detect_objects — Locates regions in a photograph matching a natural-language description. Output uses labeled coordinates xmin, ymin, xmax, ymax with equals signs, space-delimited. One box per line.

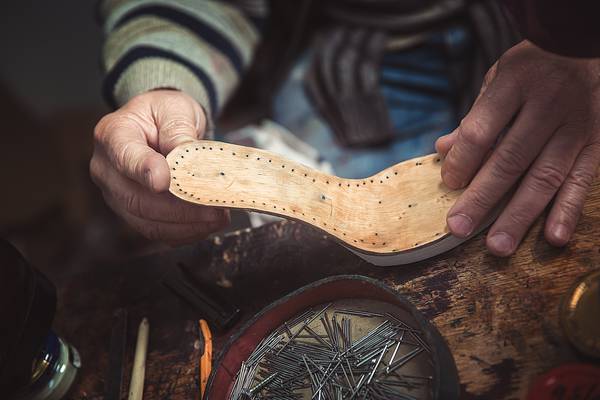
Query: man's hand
xmin=90 ymin=90 xmax=229 ymax=245
xmin=436 ymin=40 xmax=600 ymax=256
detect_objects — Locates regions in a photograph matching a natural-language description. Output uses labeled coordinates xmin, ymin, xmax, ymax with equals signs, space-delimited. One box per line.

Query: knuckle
xmin=93 ymin=115 xmax=138 ymax=171
xmin=441 ymin=166 xmax=467 ymax=188
xmin=527 ymin=163 xmax=566 ymax=193
xmin=558 ymin=195 xmax=583 ymax=222
xmin=545 ymin=82 xmax=564 ymax=103
xmin=143 ymin=223 xmax=166 ymax=242
xmin=545 ymin=65 xmax=572 ymax=89
xmin=160 ymin=117 xmax=196 ymax=137
xmin=497 ymin=48 xmax=515 ymax=67
xmin=89 ymin=155 xmax=102 ymax=183
xmin=569 ymin=167 xmax=596 ymax=191
xmin=491 ymin=146 xmax=528 ymax=180
xmin=126 ymin=92 xmax=150 ymax=108
xmin=161 ymin=90 xmax=194 ymax=109
xmin=458 ymin=119 xmax=488 ymax=149
xmin=123 ymin=192 xmax=145 ymax=219
xmin=93 ymin=114 xmax=114 ymax=143
xmin=483 ymin=62 xmax=498 ymax=86
xmin=506 ymin=206 xmax=533 ymax=228
xmin=466 ymin=188 xmax=496 ymax=212
xmin=530 ymin=85 xmax=563 ymax=112
xmin=113 ymin=142 xmax=132 ymax=174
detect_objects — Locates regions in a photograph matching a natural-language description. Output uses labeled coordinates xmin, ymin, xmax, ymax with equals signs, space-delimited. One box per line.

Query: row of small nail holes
xmin=171 ymin=146 xmax=443 ymax=249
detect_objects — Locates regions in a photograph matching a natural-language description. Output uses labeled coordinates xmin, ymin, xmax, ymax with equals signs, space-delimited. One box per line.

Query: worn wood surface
xmin=168 ymin=140 xmax=462 ymax=258
xmin=58 ymin=178 xmax=600 ymax=400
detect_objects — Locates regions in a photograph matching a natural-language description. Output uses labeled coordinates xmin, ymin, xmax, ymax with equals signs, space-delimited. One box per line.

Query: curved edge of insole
xmin=350 ymin=208 xmax=501 ymax=266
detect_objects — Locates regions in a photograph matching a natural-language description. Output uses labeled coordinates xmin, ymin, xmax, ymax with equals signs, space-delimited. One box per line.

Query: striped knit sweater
xmin=100 ymin=0 xmax=598 ymax=130
xmin=99 ymin=0 xmax=267 ymax=128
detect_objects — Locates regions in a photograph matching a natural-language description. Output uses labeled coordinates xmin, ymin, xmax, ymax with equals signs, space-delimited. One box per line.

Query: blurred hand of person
xmin=90 ymin=90 xmax=229 ymax=245
xmin=436 ymin=40 xmax=600 ymax=256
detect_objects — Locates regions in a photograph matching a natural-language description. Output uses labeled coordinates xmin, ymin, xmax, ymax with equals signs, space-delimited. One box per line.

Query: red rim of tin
xmin=204 ymin=274 xmax=459 ymax=399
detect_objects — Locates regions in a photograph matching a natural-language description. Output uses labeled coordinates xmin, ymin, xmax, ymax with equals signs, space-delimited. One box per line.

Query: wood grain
xmin=167 ymin=140 xmax=462 ymax=256
xmin=56 ymin=168 xmax=600 ymax=400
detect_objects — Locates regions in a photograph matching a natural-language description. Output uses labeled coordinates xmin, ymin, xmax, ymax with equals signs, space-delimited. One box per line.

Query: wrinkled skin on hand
xmin=436 ymin=40 xmax=600 ymax=256
xmin=90 ymin=90 xmax=229 ymax=245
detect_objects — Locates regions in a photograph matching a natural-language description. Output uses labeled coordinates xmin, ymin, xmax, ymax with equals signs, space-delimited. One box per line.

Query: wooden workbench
xmin=57 ymin=179 xmax=600 ymax=400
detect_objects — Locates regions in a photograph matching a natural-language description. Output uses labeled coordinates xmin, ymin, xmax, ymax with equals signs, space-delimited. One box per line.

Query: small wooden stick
xmin=128 ymin=318 xmax=149 ymax=400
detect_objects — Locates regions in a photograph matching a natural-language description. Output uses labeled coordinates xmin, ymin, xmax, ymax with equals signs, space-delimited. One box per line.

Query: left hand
xmin=436 ymin=40 xmax=600 ymax=256
xmin=90 ymin=90 xmax=229 ymax=246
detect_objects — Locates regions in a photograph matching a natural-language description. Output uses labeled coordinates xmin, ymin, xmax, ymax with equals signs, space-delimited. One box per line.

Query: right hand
xmin=435 ymin=41 xmax=600 ymax=256
xmin=90 ymin=90 xmax=229 ymax=245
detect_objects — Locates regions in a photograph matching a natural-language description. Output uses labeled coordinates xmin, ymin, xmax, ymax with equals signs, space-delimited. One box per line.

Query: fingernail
xmin=144 ymin=170 xmax=154 ymax=189
xmin=553 ymin=224 xmax=570 ymax=244
xmin=488 ymin=232 xmax=514 ymax=256
xmin=447 ymin=213 xmax=473 ymax=237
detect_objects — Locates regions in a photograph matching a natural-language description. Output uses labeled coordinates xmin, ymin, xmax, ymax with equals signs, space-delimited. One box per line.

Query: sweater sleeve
xmin=99 ymin=0 xmax=267 ymax=126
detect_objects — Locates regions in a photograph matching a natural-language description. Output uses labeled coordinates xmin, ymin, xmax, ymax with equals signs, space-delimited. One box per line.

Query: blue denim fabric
xmin=272 ymin=26 xmax=471 ymax=179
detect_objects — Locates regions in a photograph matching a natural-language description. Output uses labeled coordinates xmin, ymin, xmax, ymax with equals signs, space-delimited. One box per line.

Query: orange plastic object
xmin=199 ymin=319 xmax=212 ymax=399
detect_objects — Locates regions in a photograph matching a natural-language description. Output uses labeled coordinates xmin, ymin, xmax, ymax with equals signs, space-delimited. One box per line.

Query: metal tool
xmin=162 ymin=264 xmax=240 ymax=332
xmin=105 ymin=308 xmax=128 ymax=400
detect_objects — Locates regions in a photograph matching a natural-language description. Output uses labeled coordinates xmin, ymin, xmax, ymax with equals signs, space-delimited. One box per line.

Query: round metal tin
xmin=560 ymin=268 xmax=600 ymax=358
xmin=205 ymin=275 xmax=459 ymax=399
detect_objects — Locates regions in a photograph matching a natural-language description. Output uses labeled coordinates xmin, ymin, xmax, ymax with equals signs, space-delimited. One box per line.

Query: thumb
xmin=435 ymin=129 xmax=458 ymax=157
xmin=153 ymin=90 xmax=207 ymax=155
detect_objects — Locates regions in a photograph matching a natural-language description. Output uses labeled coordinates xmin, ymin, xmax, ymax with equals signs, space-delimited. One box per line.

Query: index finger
xmin=94 ymin=112 xmax=171 ymax=193
xmin=441 ymin=73 xmax=522 ymax=189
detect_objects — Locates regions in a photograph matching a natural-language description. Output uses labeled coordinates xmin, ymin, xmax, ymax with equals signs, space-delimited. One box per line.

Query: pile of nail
xmin=229 ymin=303 xmax=433 ymax=399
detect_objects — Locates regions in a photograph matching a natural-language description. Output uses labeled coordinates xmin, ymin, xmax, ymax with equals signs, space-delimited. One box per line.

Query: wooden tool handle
xmin=167 ymin=140 xmax=462 ymax=256
xmin=128 ymin=318 xmax=149 ymax=400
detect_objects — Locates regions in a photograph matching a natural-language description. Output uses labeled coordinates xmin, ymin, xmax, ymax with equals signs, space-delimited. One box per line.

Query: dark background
xmin=1 ymin=1 xmax=105 ymax=117
xmin=0 ymin=1 xmax=152 ymax=279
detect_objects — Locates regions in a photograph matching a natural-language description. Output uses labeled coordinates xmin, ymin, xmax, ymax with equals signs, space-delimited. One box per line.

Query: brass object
xmin=561 ymin=269 xmax=600 ymax=358
xmin=30 ymin=355 xmax=51 ymax=384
